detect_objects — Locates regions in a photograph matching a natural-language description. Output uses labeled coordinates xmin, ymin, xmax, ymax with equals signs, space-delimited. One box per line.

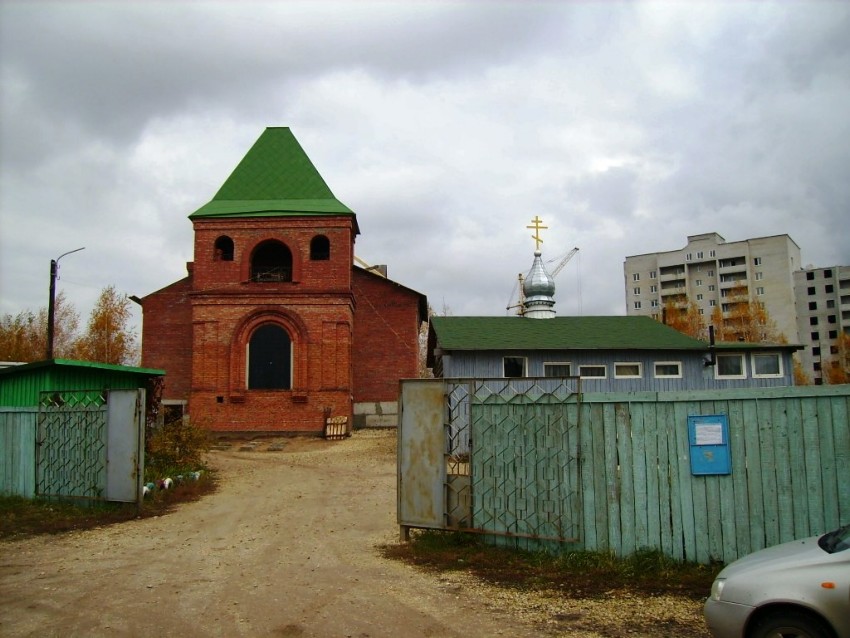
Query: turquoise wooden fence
xmin=0 ymin=408 xmax=38 ymax=498
xmin=398 ymin=381 xmax=850 ymax=564
xmin=0 ymin=390 xmax=145 ymax=503
xmin=472 ymin=385 xmax=850 ymax=563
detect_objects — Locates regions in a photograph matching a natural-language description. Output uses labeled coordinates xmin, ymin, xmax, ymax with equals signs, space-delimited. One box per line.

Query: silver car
xmin=704 ymin=523 xmax=850 ymax=638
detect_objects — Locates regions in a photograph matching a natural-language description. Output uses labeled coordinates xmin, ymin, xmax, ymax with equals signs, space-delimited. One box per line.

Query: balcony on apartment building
xmin=719 ymin=271 xmax=748 ymax=290
xmin=718 ymin=256 xmax=746 ymax=272
xmin=658 ymin=266 xmax=685 ymax=283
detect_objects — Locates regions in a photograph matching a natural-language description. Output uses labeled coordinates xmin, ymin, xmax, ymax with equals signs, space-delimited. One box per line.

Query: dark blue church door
xmin=248 ymin=324 xmax=291 ymax=389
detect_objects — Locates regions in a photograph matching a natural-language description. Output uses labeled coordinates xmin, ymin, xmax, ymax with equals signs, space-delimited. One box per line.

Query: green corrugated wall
xmin=0 ymin=362 xmax=159 ymax=407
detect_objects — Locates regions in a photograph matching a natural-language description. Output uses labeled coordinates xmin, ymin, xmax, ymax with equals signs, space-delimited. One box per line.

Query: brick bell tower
xmin=143 ymin=128 xmax=361 ymax=434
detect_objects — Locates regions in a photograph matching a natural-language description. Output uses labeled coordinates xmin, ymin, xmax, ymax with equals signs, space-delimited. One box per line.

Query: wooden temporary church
xmin=139 ymin=128 xmax=427 ymax=434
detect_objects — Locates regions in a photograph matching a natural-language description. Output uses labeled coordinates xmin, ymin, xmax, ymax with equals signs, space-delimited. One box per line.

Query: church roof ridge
xmin=190 ymin=127 xmax=358 ymax=232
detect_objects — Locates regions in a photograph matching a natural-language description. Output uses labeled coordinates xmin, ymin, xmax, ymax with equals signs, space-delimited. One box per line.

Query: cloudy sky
xmin=2 ymin=1 xmax=849 ymax=334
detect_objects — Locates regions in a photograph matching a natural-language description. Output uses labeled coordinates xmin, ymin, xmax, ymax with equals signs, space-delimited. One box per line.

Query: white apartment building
xmin=624 ymin=233 xmax=802 ymax=345
xmin=793 ymin=265 xmax=850 ymax=384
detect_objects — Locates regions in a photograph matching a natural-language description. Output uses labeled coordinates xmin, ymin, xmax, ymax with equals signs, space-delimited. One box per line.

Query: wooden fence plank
xmin=643 ymin=402 xmax=662 ymax=554
xmin=773 ymin=397 xmax=795 ymax=543
xmin=744 ymin=399 xmax=766 ymax=552
xmin=566 ymin=403 xmax=582 ymax=543
xmin=802 ymin=397 xmax=825 ymax=534
xmin=0 ymin=410 xmax=37 ymax=498
xmin=630 ymin=403 xmax=649 ymax=551
xmin=676 ymin=401 xmax=700 ymax=563
xmin=581 ymin=403 xmax=599 ymax=550
xmin=831 ymin=396 xmax=850 ymax=525
xmin=787 ymin=398 xmax=810 ymax=540
xmin=656 ymin=402 xmax=674 ymax=558
xmin=616 ymin=403 xmax=636 ymax=556
xmin=728 ymin=400 xmax=751 ymax=559
xmin=662 ymin=402 xmax=684 ymax=561
xmin=603 ymin=403 xmax=622 ymax=555
xmin=816 ymin=396 xmax=838 ymax=531
xmin=760 ymin=400 xmax=780 ymax=548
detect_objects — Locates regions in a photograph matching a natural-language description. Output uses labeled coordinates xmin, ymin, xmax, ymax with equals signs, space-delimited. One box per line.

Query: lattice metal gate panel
xmin=445 ymin=378 xmax=582 ymax=547
xmin=37 ymin=390 xmax=108 ymax=500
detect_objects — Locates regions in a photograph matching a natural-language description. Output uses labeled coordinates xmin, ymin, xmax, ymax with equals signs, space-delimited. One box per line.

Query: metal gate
xmin=399 ymin=378 xmax=583 ymax=548
xmin=37 ymin=390 xmax=108 ymax=499
xmin=36 ymin=389 xmax=145 ymax=503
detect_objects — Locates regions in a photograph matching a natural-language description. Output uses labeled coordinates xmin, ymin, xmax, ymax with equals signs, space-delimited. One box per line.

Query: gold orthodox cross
xmin=527 ymin=216 xmax=548 ymax=250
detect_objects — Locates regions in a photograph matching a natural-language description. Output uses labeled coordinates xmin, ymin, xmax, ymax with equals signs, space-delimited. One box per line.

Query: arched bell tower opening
xmin=214 ymin=235 xmax=234 ymax=261
xmin=251 ymin=240 xmax=293 ymax=282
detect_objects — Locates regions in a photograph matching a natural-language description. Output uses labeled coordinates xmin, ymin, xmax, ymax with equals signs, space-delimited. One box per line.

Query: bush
xmin=146 ymin=418 xmax=211 ymax=480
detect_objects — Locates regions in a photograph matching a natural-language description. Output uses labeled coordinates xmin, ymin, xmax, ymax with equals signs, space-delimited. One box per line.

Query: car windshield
xmin=818 ymin=523 xmax=850 ymax=554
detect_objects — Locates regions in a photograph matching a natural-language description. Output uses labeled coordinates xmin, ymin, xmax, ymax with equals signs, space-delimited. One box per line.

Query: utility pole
xmin=47 ymin=247 xmax=85 ymax=359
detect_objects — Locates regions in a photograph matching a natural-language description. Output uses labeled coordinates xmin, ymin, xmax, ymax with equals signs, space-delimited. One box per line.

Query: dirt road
xmin=0 ymin=430 xmax=543 ymax=638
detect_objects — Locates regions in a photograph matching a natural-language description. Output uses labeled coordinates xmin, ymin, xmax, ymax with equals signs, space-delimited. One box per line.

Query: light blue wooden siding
xmin=0 ymin=408 xmax=37 ymax=497
xmin=442 ymin=350 xmax=795 ymax=391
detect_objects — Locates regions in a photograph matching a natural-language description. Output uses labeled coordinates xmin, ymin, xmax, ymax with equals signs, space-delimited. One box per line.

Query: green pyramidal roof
xmin=190 ymin=127 xmax=358 ymax=231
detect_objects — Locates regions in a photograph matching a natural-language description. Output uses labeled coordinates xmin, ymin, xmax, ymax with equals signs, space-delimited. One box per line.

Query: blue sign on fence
xmin=687 ymin=414 xmax=731 ymax=475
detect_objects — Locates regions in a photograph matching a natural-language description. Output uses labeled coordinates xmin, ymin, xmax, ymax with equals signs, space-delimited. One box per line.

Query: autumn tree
xmin=823 ymin=331 xmax=850 ymax=385
xmin=793 ymin=357 xmax=812 ymax=385
xmin=75 ymin=286 xmax=139 ymax=366
xmin=709 ymin=285 xmax=785 ymax=343
xmin=0 ymin=292 xmax=80 ymax=361
xmin=662 ymin=300 xmax=706 ymax=339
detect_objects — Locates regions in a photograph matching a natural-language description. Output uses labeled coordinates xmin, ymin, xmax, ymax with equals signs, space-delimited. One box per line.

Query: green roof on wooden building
xmin=189 ymin=127 xmax=359 ymax=233
xmin=430 ymin=316 xmax=710 ymax=351
xmin=429 ymin=315 xmax=802 ymax=354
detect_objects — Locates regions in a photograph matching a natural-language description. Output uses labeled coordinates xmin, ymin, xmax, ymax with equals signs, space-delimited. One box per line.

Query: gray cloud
xmin=2 ymin=1 xmax=849 ymax=330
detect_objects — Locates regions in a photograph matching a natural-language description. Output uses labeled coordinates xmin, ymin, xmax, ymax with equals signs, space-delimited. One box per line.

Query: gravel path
xmin=0 ymin=429 xmax=709 ymax=637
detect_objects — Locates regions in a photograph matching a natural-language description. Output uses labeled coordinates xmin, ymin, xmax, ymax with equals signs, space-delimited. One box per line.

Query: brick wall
xmin=352 ymin=268 xmax=424 ymax=403
xmin=141 ymin=216 xmax=425 ymax=434
xmin=140 ymin=274 xmax=193 ymax=401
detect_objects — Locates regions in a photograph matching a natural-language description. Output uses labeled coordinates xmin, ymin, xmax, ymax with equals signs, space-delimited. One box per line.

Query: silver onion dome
xmin=522 ymin=250 xmax=556 ymax=318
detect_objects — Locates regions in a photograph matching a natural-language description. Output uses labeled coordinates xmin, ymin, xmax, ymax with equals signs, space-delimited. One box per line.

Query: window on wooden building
xmin=543 ymin=362 xmax=572 ymax=377
xmin=751 ymin=353 xmax=782 ymax=378
xmin=653 ymin=361 xmax=682 ymax=378
xmin=614 ymin=362 xmax=642 ymax=378
xmin=579 ymin=365 xmax=607 ymax=379
xmin=715 ymin=354 xmax=745 ymax=379
xmin=503 ymin=357 xmax=526 ymax=378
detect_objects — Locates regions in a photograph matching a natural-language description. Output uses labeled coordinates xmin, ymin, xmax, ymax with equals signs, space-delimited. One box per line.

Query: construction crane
xmin=548 ymin=247 xmax=579 ymax=277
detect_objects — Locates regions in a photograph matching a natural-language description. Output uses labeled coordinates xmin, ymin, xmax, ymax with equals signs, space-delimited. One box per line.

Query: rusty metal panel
xmin=398 ymin=380 xmax=445 ymax=528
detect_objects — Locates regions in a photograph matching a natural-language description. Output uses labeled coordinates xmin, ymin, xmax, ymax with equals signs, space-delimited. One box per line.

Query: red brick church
xmin=139 ymin=128 xmax=427 ymax=434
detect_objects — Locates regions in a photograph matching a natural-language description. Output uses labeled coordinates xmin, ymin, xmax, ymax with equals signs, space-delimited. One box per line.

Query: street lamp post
xmin=47 ymin=247 xmax=85 ymax=359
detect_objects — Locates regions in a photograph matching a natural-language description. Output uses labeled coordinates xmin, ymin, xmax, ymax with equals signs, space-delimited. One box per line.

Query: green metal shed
xmin=1 ymin=360 xmax=165 ymax=500
xmin=0 ymin=359 xmax=165 ymax=407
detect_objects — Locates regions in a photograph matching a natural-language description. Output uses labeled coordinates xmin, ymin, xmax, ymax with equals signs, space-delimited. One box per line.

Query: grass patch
xmin=1 ymin=418 xmax=216 ymax=542
xmin=380 ymin=529 xmax=721 ymax=599
xmin=0 ymin=473 xmax=216 ymax=542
